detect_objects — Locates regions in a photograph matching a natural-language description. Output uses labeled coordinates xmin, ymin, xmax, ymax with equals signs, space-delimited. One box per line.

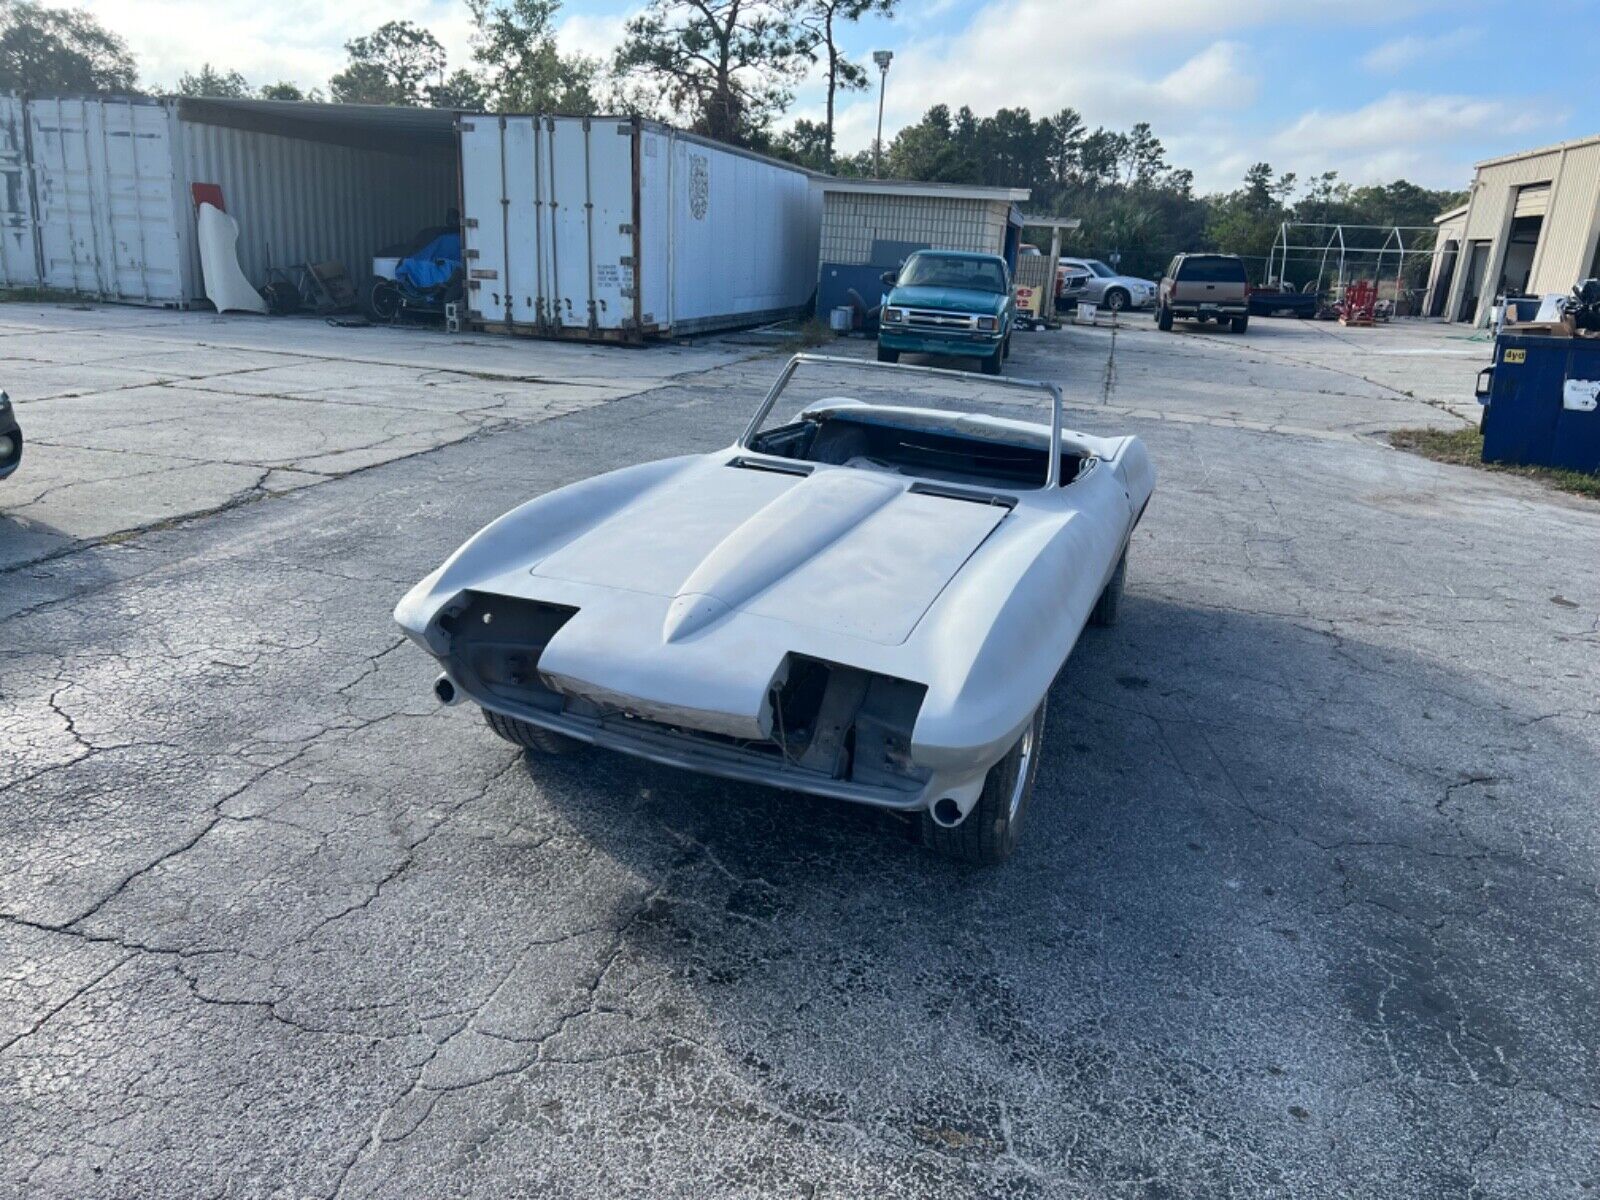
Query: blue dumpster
xmin=1477 ymin=333 xmax=1600 ymax=473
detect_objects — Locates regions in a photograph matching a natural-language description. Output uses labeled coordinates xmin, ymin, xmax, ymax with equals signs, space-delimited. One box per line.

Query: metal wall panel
xmin=1530 ymin=142 xmax=1600 ymax=295
xmin=178 ymin=118 xmax=455 ymax=301
xmin=0 ymin=96 xmax=39 ymax=287
xmin=460 ymin=115 xmax=542 ymax=327
xmin=24 ymin=97 xmax=186 ymax=302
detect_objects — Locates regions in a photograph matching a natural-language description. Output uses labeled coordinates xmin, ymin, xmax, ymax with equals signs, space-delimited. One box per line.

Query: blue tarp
xmin=394 ymin=232 xmax=461 ymax=291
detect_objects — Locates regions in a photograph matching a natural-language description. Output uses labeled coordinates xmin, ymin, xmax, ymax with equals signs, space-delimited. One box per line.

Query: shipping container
xmin=0 ymin=95 xmax=457 ymax=307
xmin=459 ymin=115 xmax=820 ymax=340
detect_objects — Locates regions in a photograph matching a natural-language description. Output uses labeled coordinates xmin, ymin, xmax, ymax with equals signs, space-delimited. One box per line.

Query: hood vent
xmin=907 ymin=481 xmax=1016 ymax=509
xmin=727 ymin=455 xmax=813 ymax=477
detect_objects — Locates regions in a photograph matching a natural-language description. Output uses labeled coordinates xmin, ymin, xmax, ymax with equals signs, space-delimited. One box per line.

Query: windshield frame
xmin=738 ymin=353 xmax=1077 ymax=488
xmin=896 ymin=252 xmax=1009 ymax=295
xmin=1084 ymin=260 xmax=1116 ymax=278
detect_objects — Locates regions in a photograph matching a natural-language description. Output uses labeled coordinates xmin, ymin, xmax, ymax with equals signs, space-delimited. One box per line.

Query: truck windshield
xmin=899 ymin=255 xmax=1007 ymax=293
xmin=1179 ymin=257 xmax=1247 ymax=283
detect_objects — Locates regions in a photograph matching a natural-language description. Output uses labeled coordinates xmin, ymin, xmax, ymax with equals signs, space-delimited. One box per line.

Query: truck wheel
xmin=483 ymin=708 xmax=582 ymax=755
xmin=1231 ymin=315 xmax=1249 ymax=334
xmin=1090 ymin=548 xmax=1126 ymax=627
xmin=980 ymin=349 xmax=1002 ymax=376
xmin=1104 ymin=288 xmax=1129 ymax=312
xmin=876 ymin=345 xmax=899 ymax=364
xmin=922 ymin=701 xmax=1045 ymax=866
xmin=1157 ymin=303 xmax=1173 ymax=331
xmin=1002 ymin=333 xmax=1012 ymax=360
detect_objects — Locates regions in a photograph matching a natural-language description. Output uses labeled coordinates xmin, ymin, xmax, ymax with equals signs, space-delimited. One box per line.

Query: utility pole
xmin=872 ymin=50 xmax=893 ymax=177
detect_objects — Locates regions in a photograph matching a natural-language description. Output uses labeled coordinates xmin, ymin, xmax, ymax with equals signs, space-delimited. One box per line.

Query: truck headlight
xmin=976 ymin=316 xmax=998 ymax=332
xmin=881 ymin=307 xmax=905 ymax=324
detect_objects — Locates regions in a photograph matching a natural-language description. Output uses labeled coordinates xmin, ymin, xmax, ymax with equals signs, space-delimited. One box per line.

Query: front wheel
xmin=1001 ymin=333 xmax=1012 ymax=360
xmin=483 ymin=708 xmax=582 ymax=756
xmin=1156 ymin=303 xmax=1173 ymax=331
xmin=1104 ymin=288 xmax=1129 ymax=312
xmin=922 ymin=702 xmax=1046 ymax=866
xmin=876 ymin=344 xmax=899 ymax=364
xmin=979 ymin=348 xmax=1002 ymax=376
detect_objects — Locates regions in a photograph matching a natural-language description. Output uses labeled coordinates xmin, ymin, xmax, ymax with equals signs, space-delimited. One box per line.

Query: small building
xmin=1426 ymin=134 xmax=1600 ymax=326
xmin=814 ymin=179 xmax=1030 ymax=321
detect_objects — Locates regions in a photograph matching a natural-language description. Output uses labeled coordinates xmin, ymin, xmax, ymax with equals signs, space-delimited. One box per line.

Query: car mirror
xmin=880 ymin=271 xmax=898 ymax=286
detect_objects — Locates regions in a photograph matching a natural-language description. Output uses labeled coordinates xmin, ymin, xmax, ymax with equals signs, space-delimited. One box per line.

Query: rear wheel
xmin=483 ymin=708 xmax=582 ymax=755
xmin=922 ymin=702 xmax=1046 ymax=866
xmin=1156 ymin=302 xmax=1173 ymax=331
xmin=1090 ymin=548 xmax=1127 ymax=627
xmin=876 ymin=344 xmax=899 ymax=364
xmin=1231 ymin=314 xmax=1250 ymax=334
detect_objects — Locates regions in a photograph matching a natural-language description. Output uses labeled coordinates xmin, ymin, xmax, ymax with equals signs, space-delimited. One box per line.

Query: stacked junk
xmin=0 ymin=96 xmax=820 ymax=342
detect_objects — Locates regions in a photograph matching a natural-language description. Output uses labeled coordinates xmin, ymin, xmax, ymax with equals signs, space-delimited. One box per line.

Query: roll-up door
xmin=1513 ymin=184 xmax=1551 ymax=219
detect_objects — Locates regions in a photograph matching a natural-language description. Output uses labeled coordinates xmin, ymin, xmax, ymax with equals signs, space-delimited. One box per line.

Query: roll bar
xmin=738 ymin=353 xmax=1076 ymax=487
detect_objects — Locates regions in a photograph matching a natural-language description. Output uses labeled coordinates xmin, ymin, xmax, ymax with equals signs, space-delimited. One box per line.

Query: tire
xmin=979 ymin=348 xmax=1002 ymax=376
xmin=1156 ymin=302 xmax=1173 ymax=331
xmin=1104 ymin=288 xmax=1129 ymax=312
xmin=876 ymin=344 xmax=899 ymax=364
xmin=1090 ymin=548 xmax=1126 ymax=627
xmin=483 ymin=707 xmax=582 ymax=755
xmin=922 ymin=702 xmax=1046 ymax=866
xmin=1231 ymin=315 xmax=1249 ymax=334
xmin=1001 ymin=333 xmax=1012 ymax=360
xmin=360 ymin=275 xmax=401 ymax=322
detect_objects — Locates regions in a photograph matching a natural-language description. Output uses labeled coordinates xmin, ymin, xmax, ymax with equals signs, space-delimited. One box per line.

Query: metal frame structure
xmin=1264 ymin=222 xmax=1439 ymax=299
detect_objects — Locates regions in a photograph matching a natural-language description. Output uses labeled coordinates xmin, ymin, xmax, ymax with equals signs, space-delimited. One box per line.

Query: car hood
xmin=888 ymin=284 xmax=1006 ymax=314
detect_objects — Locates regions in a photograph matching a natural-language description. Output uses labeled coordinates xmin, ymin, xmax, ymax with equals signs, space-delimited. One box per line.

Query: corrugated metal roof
xmin=1433 ymin=203 xmax=1469 ymax=224
xmin=1475 ymin=133 xmax=1600 ymax=170
xmin=816 ymin=178 xmax=1031 ymax=203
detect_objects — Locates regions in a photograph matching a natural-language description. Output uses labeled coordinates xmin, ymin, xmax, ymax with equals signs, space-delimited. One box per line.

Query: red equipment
xmin=1338 ymin=279 xmax=1377 ymax=327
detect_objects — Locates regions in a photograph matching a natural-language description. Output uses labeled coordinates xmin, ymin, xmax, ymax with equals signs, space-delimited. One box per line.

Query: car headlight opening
xmin=976 ymin=316 xmax=999 ymax=333
xmin=881 ymin=307 xmax=905 ymax=324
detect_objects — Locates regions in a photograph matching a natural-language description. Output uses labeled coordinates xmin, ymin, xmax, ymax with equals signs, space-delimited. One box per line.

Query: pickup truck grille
xmin=904 ymin=309 xmax=978 ymax=332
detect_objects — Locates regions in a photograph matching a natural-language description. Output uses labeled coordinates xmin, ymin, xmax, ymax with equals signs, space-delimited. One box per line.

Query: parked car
xmin=878 ymin=250 xmax=1015 ymax=376
xmin=1058 ymin=258 xmax=1156 ymax=311
xmin=1157 ymin=254 xmax=1250 ymax=333
xmin=1057 ymin=263 xmax=1092 ymax=305
xmin=0 ymin=391 xmax=20 ymax=480
xmin=396 ymin=354 xmax=1156 ymax=865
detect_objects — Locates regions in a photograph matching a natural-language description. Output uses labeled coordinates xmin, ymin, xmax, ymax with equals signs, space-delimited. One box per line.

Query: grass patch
xmin=780 ymin=315 xmax=839 ymax=351
xmin=1390 ymin=425 xmax=1600 ymax=500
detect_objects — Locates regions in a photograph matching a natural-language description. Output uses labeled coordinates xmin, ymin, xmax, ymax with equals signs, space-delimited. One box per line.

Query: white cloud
xmin=555 ymin=9 xmax=634 ymax=65
xmin=1361 ymin=26 xmax=1479 ymax=74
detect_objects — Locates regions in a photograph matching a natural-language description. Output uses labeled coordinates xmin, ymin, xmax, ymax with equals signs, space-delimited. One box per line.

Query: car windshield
xmin=898 ymin=255 xmax=1007 ymax=293
xmin=1085 ymin=261 xmax=1115 ymax=278
xmin=741 ymin=357 xmax=1083 ymax=491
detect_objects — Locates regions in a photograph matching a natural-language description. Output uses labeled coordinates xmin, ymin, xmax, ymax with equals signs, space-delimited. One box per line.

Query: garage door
xmin=1514 ymin=184 xmax=1551 ymax=219
xmin=0 ymin=96 xmax=40 ymax=288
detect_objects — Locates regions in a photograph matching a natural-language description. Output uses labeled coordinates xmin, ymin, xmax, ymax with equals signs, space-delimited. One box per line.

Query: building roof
xmin=1474 ymin=132 xmax=1600 ymax=171
xmin=816 ymin=178 xmax=1031 ymax=203
xmin=1433 ymin=203 xmax=1469 ymax=225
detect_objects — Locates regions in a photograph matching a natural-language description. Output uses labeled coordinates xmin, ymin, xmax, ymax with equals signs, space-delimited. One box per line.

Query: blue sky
xmin=90 ymin=0 xmax=1596 ymax=195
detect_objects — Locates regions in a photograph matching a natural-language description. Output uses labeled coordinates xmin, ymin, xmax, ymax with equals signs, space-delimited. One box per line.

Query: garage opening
xmin=1498 ymin=183 xmax=1549 ymax=298
xmin=1429 ymin=239 xmax=1458 ymax=317
xmin=1458 ymin=240 xmax=1492 ymax=322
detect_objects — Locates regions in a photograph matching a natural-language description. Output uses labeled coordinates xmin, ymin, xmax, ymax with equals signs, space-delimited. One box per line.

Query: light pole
xmin=872 ymin=50 xmax=893 ymax=177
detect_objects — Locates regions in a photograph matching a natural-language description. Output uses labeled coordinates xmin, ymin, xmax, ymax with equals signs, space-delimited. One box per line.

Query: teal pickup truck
xmin=877 ymin=250 xmax=1015 ymax=376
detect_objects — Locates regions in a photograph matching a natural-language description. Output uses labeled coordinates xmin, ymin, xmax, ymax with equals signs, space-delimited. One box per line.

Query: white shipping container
xmin=0 ymin=95 xmax=457 ymax=308
xmin=460 ymin=115 xmax=820 ymax=339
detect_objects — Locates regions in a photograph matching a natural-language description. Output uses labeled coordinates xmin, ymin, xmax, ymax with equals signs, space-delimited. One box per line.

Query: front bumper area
xmin=878 ymin=329 xmax=1003 ymax=359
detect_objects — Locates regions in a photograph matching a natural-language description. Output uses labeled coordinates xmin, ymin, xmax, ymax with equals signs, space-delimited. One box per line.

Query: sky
xmin=82 ymin=0 xmax=1597 ymax=195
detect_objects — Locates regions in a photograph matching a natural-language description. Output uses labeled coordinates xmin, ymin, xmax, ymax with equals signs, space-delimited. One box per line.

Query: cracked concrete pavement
xmin=2 ymin=306 xmax=1597 ymax=1197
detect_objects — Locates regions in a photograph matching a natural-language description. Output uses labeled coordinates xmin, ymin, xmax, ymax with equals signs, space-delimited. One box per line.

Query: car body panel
xmin=396 ymin=355 xmax=1155 ymax=820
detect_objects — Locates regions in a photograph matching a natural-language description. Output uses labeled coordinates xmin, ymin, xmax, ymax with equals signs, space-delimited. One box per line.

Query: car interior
xmin=746 ymin=406 xmax=1089 ymax=491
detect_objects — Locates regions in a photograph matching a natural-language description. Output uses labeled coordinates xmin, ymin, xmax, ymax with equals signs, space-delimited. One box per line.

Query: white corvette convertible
xmin=396 ymin=355 xmax=1155 ymax=863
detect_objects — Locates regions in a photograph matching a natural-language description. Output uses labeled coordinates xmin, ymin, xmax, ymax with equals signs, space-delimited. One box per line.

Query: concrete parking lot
xmin=3 ymin=304 xmax=1597 ymax=1197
